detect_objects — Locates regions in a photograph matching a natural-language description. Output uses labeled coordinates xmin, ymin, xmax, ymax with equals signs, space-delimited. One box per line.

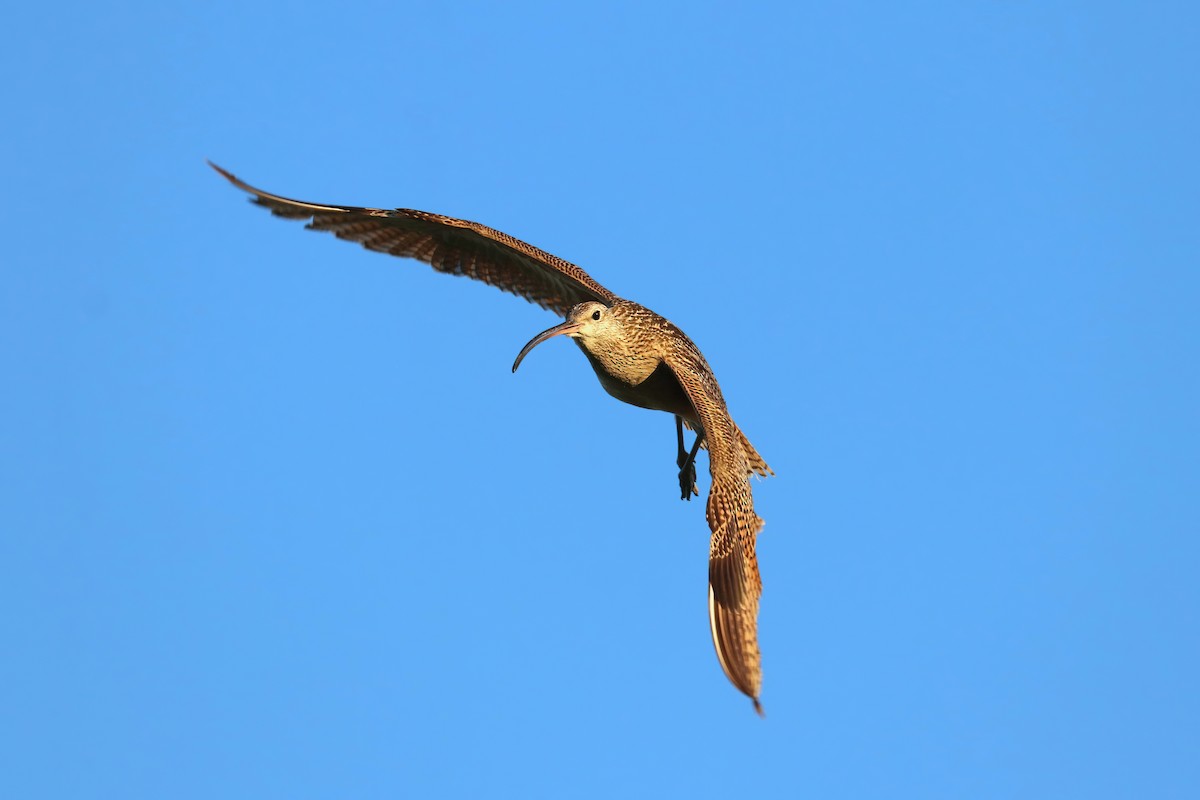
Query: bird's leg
xmin=675 ymin=416 xmax=703 ymax=501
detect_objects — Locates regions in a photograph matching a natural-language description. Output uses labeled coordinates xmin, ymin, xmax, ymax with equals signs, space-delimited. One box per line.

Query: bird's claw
xmin=678 ymin=462 xmax=699 ymax=501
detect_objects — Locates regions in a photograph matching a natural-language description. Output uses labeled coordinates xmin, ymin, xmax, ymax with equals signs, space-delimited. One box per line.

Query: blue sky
xmin=3 ymin=1 xmax=1198 ymax=797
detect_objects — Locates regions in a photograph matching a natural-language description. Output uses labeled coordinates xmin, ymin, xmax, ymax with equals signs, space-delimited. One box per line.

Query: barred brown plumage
xmin=211 ymin=162 xmax=774 ymax=714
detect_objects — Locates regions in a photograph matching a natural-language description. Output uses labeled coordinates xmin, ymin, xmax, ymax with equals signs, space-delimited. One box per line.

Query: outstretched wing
xmin=663 ymin=340 xmax=766 ymax=715
xmin=210 ymin=163 xmax=619 ymax=316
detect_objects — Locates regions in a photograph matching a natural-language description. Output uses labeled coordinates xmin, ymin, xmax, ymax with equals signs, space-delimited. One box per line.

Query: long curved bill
xmin=511 ymin=320 xmax=583 ymax=373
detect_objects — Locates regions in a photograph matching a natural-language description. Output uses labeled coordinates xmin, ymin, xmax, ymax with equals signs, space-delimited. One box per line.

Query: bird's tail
xmin=683 ymin=419 xmax=773 ymax=478
xmin=736 ymin=425 xmax=773 ymax=479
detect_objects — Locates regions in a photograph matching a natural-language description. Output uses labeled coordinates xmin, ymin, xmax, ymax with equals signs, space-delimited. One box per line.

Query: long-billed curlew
xmin=210 ymin=163 xmax=774 ymax=714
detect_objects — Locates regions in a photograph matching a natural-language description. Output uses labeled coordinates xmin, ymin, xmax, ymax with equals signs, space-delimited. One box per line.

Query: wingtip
xmin=207 ymin=160 xmax=238 ymax=183
xmin=753 ymin=697 xmax=765 ymax=718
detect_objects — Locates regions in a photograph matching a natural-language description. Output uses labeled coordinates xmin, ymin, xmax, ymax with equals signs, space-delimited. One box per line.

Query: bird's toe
xmin=678 ymin=465 xmax=699 ymax=501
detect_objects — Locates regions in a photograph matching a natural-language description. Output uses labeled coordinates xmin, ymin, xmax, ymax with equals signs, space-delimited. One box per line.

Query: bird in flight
xmin=210 ymin=163 xmax=773 ymax=713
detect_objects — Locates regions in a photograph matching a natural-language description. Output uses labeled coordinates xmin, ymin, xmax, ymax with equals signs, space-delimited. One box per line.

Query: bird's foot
xmin=677 ymin=460 xmax=699 ymax=501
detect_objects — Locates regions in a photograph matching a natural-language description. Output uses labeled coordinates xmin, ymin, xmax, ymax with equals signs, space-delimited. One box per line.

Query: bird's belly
xmin=587 ymin=356 xmax=697 ymax=421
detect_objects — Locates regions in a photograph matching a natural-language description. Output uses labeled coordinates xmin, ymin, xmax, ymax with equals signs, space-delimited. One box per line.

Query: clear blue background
xmin=3 ymin=2 xmax=1197 ymax=797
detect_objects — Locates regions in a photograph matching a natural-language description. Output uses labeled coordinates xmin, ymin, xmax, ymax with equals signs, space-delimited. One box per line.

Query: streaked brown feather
xmin=208 ymin=162 xmax=618 ymax=316
xmin=682 ymin=419 xmax=774 ymax=479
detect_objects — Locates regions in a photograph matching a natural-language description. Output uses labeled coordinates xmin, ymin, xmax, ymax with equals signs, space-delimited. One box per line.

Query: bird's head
xmin=511 ymin=301 xmax=619 ymax=372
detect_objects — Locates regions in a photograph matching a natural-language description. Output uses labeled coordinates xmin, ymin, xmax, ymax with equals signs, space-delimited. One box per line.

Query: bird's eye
xmin=592 ymin=310 xmax=601 ymax=321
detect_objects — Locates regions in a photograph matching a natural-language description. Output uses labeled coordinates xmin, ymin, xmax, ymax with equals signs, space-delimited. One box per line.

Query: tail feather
xmin=736 ymin=425 xmax=773 ymax=478
xmin=682 ymin=420 xmax=773 ymax=479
